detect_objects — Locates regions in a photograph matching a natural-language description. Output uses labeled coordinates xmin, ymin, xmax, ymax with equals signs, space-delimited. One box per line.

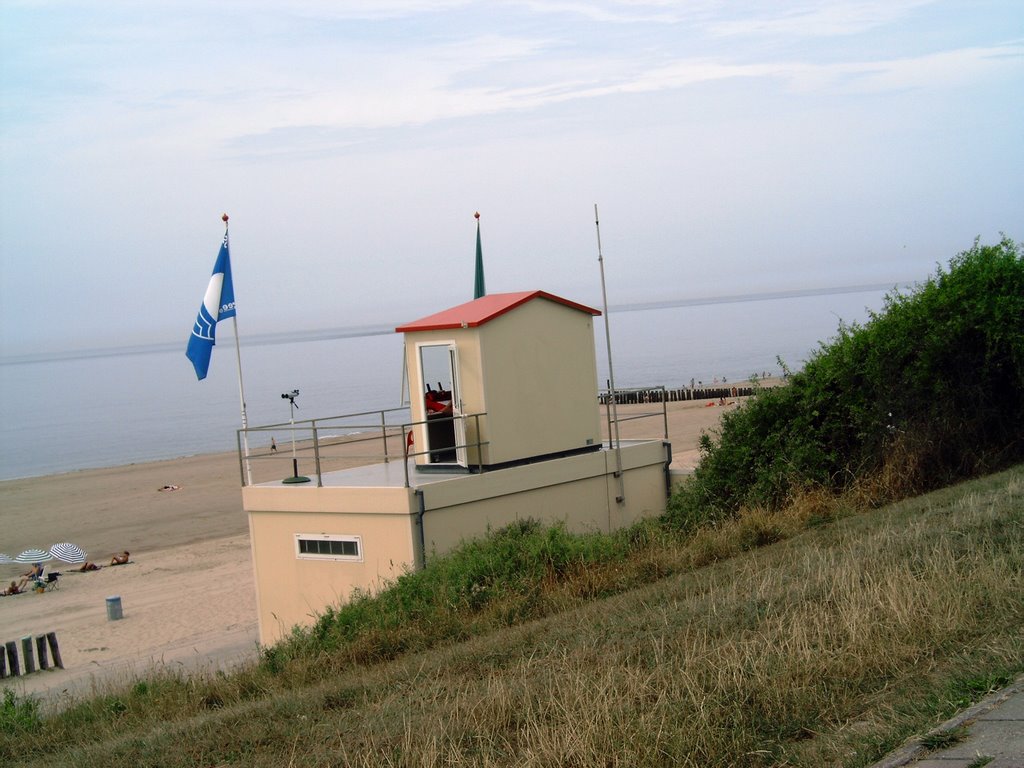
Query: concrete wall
xmin=245 ymin=485 xmax=418 ymax=645
xmin=244 ymin=441 xmax=669 ymax=645
xmin=419 ymin=441 xmax=667 ymax=555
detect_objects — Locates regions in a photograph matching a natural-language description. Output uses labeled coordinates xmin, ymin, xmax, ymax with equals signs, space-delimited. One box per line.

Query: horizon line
xmin=1 ymin=281 xmax=911 ymax=366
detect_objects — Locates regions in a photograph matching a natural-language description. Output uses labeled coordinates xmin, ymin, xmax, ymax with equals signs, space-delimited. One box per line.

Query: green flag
xmin=474 ymin=212 xmax=486 ymax=299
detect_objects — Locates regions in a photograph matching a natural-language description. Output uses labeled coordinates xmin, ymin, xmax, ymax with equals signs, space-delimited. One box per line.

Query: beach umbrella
xmin=49 ymin=542 xmax=87 ymax=564
xmin=0 ymin=553 xmax=15 ymax=564
xmin=15 ymin=548 xmax=53 ymax=564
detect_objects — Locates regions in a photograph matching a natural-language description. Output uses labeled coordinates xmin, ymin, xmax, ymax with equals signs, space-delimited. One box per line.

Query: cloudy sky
xmin=1 ymin=0 xmax=1021 ymax=356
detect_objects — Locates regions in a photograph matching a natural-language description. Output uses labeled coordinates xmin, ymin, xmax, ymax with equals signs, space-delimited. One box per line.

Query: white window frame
xmin=294 ymin=533 xmax=363 ymax=562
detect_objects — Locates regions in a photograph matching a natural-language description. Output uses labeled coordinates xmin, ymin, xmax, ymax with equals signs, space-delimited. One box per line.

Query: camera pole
xmin=281 ymin=390 xmax=309 ymax=484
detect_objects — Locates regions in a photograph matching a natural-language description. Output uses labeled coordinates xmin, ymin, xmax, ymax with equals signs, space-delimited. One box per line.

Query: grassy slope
xmin=7 ymin=465 xmax=1023 ymax=767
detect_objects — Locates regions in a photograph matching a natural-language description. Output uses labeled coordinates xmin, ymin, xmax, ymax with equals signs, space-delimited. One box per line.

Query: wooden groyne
xmin=600 ymin=385 xmax=766 ymax=405
xmin=0 ymin=632 xmax=63 ymax=678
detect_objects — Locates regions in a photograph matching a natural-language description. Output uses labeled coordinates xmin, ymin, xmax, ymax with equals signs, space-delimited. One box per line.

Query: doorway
xmin=417 ymin=342 xmax=467 ymax=466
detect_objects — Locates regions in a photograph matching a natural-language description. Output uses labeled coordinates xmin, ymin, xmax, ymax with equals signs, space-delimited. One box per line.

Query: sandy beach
xmin=0 ymin=391 xmax=760 ymax=705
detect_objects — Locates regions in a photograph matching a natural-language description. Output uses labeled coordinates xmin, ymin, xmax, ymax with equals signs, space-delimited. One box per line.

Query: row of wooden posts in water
xmin=0 ymin=632 xmax=62 ymax=678
xmin=600 ymin=385 xmax=761 ymax=405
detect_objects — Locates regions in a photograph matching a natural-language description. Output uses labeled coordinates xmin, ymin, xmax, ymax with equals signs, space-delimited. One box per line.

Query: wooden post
xmin=4 ymin=641 xmax=18 ymax=676
xmin=47 ymin=632 xmax=63 ymax=669
xmin=35 ymin=635 xmax=49 ymax=670
xmin=21 ymin=636 xmax=35 ymax=674
xmin=0 ymin=644 xmax=6 ymax=678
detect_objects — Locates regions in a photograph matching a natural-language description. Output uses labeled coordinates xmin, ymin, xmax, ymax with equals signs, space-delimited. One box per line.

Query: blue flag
xmin=186 ymin=232 xmax=236 ymax=380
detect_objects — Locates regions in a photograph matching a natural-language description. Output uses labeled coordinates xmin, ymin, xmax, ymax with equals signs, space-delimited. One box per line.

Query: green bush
xmin=0 ymin=689 xmax=41 ymax=736
xmin=262 ymin=518 xmax=635 ymax=670
xmin=666 ymin=236 xmax=1024 ymax=529
xmin=259 ymin=237 xmax=1020 ymax=677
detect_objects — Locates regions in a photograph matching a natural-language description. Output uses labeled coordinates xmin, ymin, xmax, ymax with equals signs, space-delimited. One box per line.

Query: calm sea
xmin=0 ymin=288 xmax=893 ymax=480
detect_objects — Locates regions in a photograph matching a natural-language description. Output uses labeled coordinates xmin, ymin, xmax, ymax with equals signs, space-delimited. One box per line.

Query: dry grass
xmin=6 ymin=467 xmax=1023 ymax=767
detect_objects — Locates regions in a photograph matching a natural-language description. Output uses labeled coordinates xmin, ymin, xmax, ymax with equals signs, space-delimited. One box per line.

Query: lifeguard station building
xmin=243 ymin=291 xmax=673 ymax=645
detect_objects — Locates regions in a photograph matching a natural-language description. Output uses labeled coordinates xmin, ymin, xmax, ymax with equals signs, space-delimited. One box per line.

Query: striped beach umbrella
xmin=49 ymin=542 xmax=87 ymax=564
xmin=0 ymin=553 xmax=15 ymax=564
xmin=15 ymin=548 xmax=52 ymax=564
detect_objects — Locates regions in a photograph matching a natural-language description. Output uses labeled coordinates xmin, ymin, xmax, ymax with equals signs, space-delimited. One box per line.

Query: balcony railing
xmin=236 ymin=408 xmax=490 ymax=488
xmin=602 ymin=386 xmax=669 ymax=443
xmin=236 ymin=387 xmax=670 ymax=488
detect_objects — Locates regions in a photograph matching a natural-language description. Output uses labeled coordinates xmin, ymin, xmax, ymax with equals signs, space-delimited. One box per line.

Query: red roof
xmin=395 ymin=291 xmax=600 ymax=333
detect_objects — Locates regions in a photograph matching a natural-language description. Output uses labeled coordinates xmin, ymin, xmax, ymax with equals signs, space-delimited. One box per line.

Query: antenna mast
xmin=595 ymin=204 xmax=624 ymax=504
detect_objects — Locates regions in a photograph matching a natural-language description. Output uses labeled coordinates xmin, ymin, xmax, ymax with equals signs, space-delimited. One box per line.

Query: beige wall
xmin=608 ymin=447 xmax=672 ymax=530
xmin=248 ymin=295 xmax=664 ymax=647
xmin=245 ymin=485 xmax=419 ymax=645
xmin=478 ymin=299 xmax=600 ymax=465
xmin=402 ymin=297 xmax=601 ymax=468
xmin=420 ymin=454 xmax=613 ymax=556
xmin=245 ymin=442 xmax=669 ymax=646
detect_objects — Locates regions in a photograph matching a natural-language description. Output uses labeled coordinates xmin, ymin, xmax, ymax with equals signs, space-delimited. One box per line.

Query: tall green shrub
xmin=666 ymin=236 xmax=1024 ymax=528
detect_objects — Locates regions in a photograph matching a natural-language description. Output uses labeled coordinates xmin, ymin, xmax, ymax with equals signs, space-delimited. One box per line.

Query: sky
xmin=1 ymin=0 xmax=1022 ymax=357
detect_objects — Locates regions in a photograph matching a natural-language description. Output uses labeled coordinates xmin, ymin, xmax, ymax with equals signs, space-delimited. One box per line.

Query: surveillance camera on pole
xmin=280 ymin=389 xmax=310 ymax=484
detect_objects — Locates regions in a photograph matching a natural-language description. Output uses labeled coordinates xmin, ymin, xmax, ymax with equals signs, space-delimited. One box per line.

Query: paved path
xmin=871 ymin=675 xmax=1024 ymax=768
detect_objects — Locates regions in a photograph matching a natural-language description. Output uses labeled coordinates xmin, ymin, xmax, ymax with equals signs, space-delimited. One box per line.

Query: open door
xmin=417 ymin=342 xmax=467 ymax=467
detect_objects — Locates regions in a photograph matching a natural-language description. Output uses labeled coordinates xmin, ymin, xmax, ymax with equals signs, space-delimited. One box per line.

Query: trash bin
xmin=106 ymin=595 xmax=123 ymax=621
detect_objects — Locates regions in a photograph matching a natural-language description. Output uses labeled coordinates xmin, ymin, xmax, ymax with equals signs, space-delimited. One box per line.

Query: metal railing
xmin=237 ymin=387 xmax=672 ymax=488
xmin=237 ymin=408 xmax=489 ymax=488
xmin=601 ymin=385 xmax=670 ymax=445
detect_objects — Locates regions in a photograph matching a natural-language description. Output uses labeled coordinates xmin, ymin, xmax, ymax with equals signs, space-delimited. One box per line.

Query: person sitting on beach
xmin=110 ymin=551 xmax=130 ymax=566
xmin=16 ymin=563 xmax=43 ymax=590
xmin=2 ymin=581 xmax=21 ymax=596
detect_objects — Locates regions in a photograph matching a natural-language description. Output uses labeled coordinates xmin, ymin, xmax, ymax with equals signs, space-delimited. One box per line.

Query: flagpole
xmin=223 ymin=213 xmax=254 ymax=485
xmin=594 ymin=204 xmax=624 ymax=505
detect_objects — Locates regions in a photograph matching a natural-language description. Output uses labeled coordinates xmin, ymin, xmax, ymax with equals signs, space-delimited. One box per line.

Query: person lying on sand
xmin=2 ymin=581 xmax=21 ymax=596
xmin=77 ymin=561 xmax=101 ymax=572
xmin=110 ymin=551 xmax=130 ymax=566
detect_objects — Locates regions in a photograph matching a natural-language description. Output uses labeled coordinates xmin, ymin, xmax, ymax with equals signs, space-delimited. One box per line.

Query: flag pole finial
xmin=222 ymin=212 xmax=229 ymax=224
xmin=474 ymin=211 xmax=480 ymax=220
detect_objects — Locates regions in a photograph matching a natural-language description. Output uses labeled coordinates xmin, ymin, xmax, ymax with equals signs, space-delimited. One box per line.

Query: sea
xmin=0 ymin=287 xmax=897 ymax=481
